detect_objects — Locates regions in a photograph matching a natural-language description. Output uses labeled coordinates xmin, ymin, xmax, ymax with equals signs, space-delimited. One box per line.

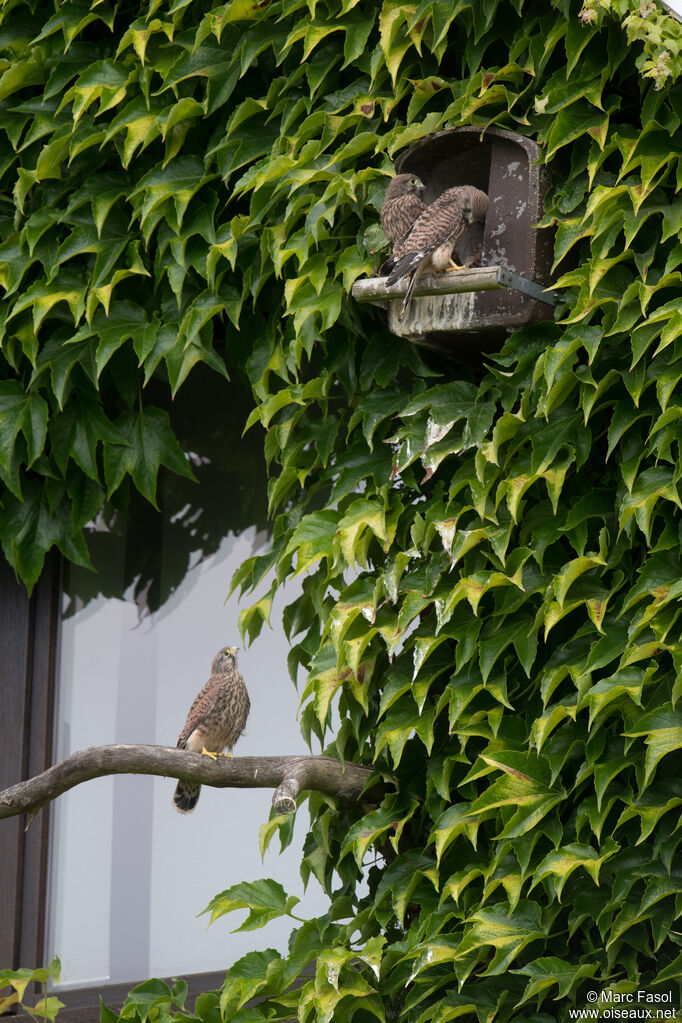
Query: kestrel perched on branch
xmin=173 ymin=646 xmax=250 ymax=814
xmin=385 ymin=185 xmax=489 ymax=317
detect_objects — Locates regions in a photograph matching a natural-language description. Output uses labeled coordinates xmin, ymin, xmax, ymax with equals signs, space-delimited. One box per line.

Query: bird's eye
xmin=410 ymin=177 xmax=418 ymax=185
xmin=223 ymin=648 xmax=230 ymax=655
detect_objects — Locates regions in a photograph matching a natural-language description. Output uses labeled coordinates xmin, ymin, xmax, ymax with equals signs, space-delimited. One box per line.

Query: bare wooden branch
xmin=272 ymin=775 xmax=300 ymax=815
xmin=0 ymin=744 xmax=379 ymax=820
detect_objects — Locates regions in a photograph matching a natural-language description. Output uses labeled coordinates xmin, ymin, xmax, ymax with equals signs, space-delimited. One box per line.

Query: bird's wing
xmin=401 ymin=192 xmax=468 ymax=256
xmin=176 ymin=677 xmax=224 ymax=746
xmin=386 ymin=190 xmax=470 ymax=285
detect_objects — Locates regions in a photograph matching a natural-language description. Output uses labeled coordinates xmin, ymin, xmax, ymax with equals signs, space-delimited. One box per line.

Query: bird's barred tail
xmin=400 ymin=271 xmax=420 ymax=318
xmin=173 ymin=781 xmax=201 ymax=813
xmin=385 ymin=250 xmax=424 ymax=286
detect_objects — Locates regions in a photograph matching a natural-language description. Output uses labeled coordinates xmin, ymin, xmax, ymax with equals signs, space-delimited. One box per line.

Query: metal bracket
xmin=496 ymin=268 xmax=560 ymax=307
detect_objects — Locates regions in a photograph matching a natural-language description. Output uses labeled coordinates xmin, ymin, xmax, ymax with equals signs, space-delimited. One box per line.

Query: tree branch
xmin=0 ymin=744 xmax=380 ymax=820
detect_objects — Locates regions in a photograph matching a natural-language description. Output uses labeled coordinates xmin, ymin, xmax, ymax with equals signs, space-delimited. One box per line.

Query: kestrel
xmin=381 ymin=173 xmax=426 ymax=247
xmin=173 ymin=646 xmax=250 ymax=814
xmin=385 ymin=185 xmax=489 ymax=317
xmin=378 ymin=174 xmax=427 ymax=275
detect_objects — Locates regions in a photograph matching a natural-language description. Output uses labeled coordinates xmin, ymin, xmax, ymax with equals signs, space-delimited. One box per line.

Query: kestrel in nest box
xmin=386 ymin=184 xmax=489 ymax=317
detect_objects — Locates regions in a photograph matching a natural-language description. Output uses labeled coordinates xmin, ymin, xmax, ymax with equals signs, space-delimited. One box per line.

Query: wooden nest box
xmin=352 ymin=126 xmax=558 ymax=356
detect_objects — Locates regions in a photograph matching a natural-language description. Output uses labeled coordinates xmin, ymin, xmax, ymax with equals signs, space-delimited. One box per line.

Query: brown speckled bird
xmin=386 ymin=185 xmax=489 ymax=317
xmin=381 ymin=174 xmax=426 ymax=247
xmin=173 ymin=646 xmax=250 ymax=814
xmin=378 ymin=173 xmax=427 ymax=275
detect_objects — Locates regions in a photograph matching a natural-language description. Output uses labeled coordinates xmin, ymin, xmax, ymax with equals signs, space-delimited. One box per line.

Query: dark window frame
xmin=0 ymin=554 xmax=60 ymax=974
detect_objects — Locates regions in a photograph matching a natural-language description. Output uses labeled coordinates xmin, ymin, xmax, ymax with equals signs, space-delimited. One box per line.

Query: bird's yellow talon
xmin=201 ymin=747 xmax=218 ymax=761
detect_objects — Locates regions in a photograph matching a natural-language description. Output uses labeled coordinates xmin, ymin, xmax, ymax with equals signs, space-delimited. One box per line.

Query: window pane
xmin=48 ymin=528 xmax=327 ymax=988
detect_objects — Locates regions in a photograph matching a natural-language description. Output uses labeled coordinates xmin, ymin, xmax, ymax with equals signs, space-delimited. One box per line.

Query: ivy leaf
xmin=429 ymin=803 xmax=480 ymax=865
xmin=619 ymin=467 xmax=682 ymax=542
xmin=0 ymin=481 xmax=92 ymax=591
xmin=219 ymin=950 xmax=282 ymax=1014
xmin=0 ymin=381 xmax=48 ymax=468
xmin=202 ymin=879 xmax=300 ymax=931
xmin=341 ymin=798 xmax=419 ymax=865
xmin=285 ymin=510 xmax=339 ymax=575
xmin=373 ymin=853 xmax=438 ymax=926
xmin=60 ymin=59 xmax=129 ymax=125
xmin=529 ymin=838 xmax=619 ymax=901
xmin=457 ymin=902 xmax=547 ymax=976
xmin=103 ymin=406 xmax=196 ymax=508
xmin=512 ymin=956 xmax=598 ymax=1005
xmin=625 ymin=704 xmax=682 ymax=787
xmin=51 ymin=394 xmax=128 ymax=481
xmin=468 ymin=771 xmax=566 ymax=841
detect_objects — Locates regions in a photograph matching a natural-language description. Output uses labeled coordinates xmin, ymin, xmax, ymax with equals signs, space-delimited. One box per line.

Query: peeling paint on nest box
xmin=387 ymin=126 xmax=555 ymax=355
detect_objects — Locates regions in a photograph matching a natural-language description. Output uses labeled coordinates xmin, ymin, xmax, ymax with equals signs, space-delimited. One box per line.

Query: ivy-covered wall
xmin=3 ymin=0 xmax=682 ymax=1019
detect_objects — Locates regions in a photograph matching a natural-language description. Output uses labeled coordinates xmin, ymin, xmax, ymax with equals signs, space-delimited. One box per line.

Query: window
xmin=0 ymin=369 xmax=327 ymax=1018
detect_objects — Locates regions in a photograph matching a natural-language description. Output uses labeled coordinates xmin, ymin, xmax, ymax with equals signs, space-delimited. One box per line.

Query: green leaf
xmin=429 ymin=803 xmax=480 ymax=865
xmin=202 ymin=879 xmax=300 ymax=931
xmin=625 ymin=704 xmax=682 ymax=787
xmin=285 ymin=510 xmax=339 ymax=575
xmin=103 ymin=407 xmax=196 ymax=507
xmin=372 ymin=853 xmax=438 ymax=926
xmin=468 ymin=768 xmax=566 ymax=841
xmin=60 ymin=59 xmax=129 ymax=125
xmin=0 ymin=959 xmax=60 ymax=1002
xmin=457 ymin=901 xmax=547 ymax=976
xmin=219 ymin=949 xmax=282 ymax=1013
xmin=530 ymin=838 xmax=619 ymax=900
xmin=619 ymin=467 xmax=682 ymax=542
xmin=27 ymin=997 xmax=65 ymax=1023
xmin=341 ymin=798 xmax=419 ymax=866
xmin=512 ymin=956 xmax=598 ymax=1005
xmin=51 ymin=395 xmax=128 ymax=481
xmin=0 ymin=481 xmax=92 ymax=592
xmin=0 ymin=381 xmax=48 ymax=469
xmin=118 ymin=978 xmax=175 ymax=1023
